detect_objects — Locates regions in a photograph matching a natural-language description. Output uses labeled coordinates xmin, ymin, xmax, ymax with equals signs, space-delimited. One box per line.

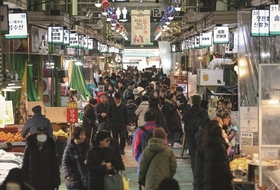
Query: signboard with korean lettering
xmin=66 ymin=102 xmax=78 ymax=123
xmin=68 ymin=33 xmax=79 ymax=48
xmin=213 ymin=26 xmax=229 ymax=44
xmin=5 ymin=13 xmax=28 ymax=39
xmin=48 ymin=26 xmax=64 ymax=44
xmin=131 ymin=10 xmax=150 ymax=45
xmin=251 ymin=10 xmax=269 ymax=37
xmin=63 ymin=29 xmax=70 ymax=45
xmin=98 ymin=42 xmax=108 ymax=52
xmin=87 ymin=38 xmax=93 ymax=50
xmin=109 ymin=46 xmax=115 ymax=53
xmin=79 ymin=35 xmax=84 ymax=48
xmin=200 ymin=32 xmax=212 ymax=47
xmin=83 ymin=37 xmax=88 ymax=49
xmin=194 ymin=36 xmax=200 ymax=49
xmin=269 ymin=5 xmax=280 ymax=35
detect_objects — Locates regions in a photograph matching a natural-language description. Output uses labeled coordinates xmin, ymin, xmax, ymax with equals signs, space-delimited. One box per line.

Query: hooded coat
xmin=61 ymin=139 xmax=90 ymax=190
xmin=82 ymin=103 xmax=97 ymax=141
xmin=22 ymin=134 xmax=60 ymax=190
xmin=148 ymin=106 xmax=169 ymax=134
xmin=135 ymin=101 xmax=149 ymax=127
xmin=162 ymin=99 xmax=182 ymax=131
xmin=139 ymin=138 xmax=177 ymax=190
xmin=204 ymin=127 xmax=233 ymax=190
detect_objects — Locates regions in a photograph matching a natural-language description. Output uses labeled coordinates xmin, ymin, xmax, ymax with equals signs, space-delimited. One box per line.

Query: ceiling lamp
xmin=101 ymin=0 xmax=110 ymax=9
xmin=102 ymin=10 xmax=108 ymax=16
xmin=94 ymin=0 xmax=102 ymax=7
xmin=110 ymin=19 xmax=117 ymax=26
xmin=168 ymin=16 xmax=174 ymax=20
xmin=166 ymin=5 xmax=176 ymax=15
xmin=166 ymin=21 xmax=170 ymax=25
xmin=75 ymin=61 xmax=83 ymax=66
xmin=111 ymin=14 xmax=117 ymax=20
xmin=173 ymin=0 xmax=183 ymax=11
xmin=111 ymin=26 xmax=116 ymax=30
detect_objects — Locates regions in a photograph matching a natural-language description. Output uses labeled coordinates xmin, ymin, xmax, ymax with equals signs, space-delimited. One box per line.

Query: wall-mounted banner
xmin=68 ymin=33 xmax=79 ymax=48
xmin=63 ymin=29 xmax=70 ymax=45
xmin=200 ymin=32 xmax=212 ymax=47
xmin=213 ymin=26 xmax=229 ymax=44
xmin=131 ymin=10 xmax=150 ymax=45
xmin=251 ymin=9 xmax=269 ymax=37
xmin=5 ymin=12 xmax=28 ymax=39
xmin=269 ymin=4 xmax=280 ymax=35
xmin=48 ymin=26 xmax=64 ymax=44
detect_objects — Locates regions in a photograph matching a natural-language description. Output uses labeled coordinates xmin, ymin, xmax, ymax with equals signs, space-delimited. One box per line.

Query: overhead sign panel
xmin=213 ymin=26 xmax=229 ymax=44
xmin=5 ymin=13 xmax=28 ymax=39
xmin=251 ymin=9 xmax=269 ymax=37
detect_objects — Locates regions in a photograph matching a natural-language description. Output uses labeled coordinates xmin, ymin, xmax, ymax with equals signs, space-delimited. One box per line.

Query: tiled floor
xmin=60 ymin=145 xmax=193 ymax=190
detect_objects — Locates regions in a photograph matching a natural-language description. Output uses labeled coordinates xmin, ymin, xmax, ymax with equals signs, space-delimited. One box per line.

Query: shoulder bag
xmin=139 ymin=152 xmax=157 ymax=188
xmin=104 ymin=170 xmax=124 ymax=190
xmin=73 ymin=153 xmax=88 ymax=188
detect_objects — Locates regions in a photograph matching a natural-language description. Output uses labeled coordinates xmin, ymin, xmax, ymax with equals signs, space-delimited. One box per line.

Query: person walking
xmin=22 ymin=126 xmax=60 ymax=190
xmin=22 ymin=105 xmax=53 ymax=138
xmin=96 ymin=93 xmax=110 ymax=124
xmin=107 ymin=93 xmax=128 ymax=155
xmin=62 ymin=127 xmax=89 ymax=190
xmin=139 ymin=128 xmax=177 ymax=190
xmin=82 ymin=98 xmax=98 ymax=144
xmin=135 ymin=94 xmax=149 ymax=127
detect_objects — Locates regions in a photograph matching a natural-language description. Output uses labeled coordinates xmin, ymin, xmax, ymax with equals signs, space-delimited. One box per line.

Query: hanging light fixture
xmin=102 ymin=10 xmax=108 ymax=16
xmin=173 ymin=0 xmax=183 ymax=11
xmin=110 ymin=19 xmax=117 ymax=26
xmin=94 ymin=0 xmax=102 ymax=7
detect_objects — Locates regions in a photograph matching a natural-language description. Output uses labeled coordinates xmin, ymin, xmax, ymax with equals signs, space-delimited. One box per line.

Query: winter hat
xmin=133 ymin=88 xmax=139 ymax=95
xmin=32 ymin=105 xmax=41 ymax=114
xmin=95 ymin=131 xmax=110 ymax=144
xmin=153 ymin=128 xmax=166 ymax=140
xmin=97 ymin=91 xmax=106 ymax=98
xmin=191 ymin=95 xmax=201 ymax=106
xmin=4 ymin=168 xmax=25 ymax=185
xmin=149 ymin=81 xmax=155 ymax=86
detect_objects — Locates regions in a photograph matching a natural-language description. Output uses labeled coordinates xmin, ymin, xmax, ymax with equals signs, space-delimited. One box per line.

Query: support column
xmin=72 ymin=0 xmax=78 ymax=15
xmin=158 ymin=41 xmax=172 ymax=75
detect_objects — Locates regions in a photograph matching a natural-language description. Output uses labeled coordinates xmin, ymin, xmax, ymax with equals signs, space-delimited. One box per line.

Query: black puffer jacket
xmin=86 ymin=146 xmax=121 ymax=190
xmin=62 ymin=139 xmax=89 ymax=190
xmin=96 ymin=103 xmax=110 ymax=123
xmin=82 ymin=104 xmax=97 ymax=140
xmin=204 ymin=127 xmax=233 ymax=190
xmin=22 ymin=135 xmax=60 ymax=190
xmin=149 ymin=106 xmax=169 ymax=134
xmin=126 ymin=102 xmax=138 ymax=123
xmin=107 ymin=103 xmax=128 ymax=128
xmin=193 ymin=129 xmax=205 ymax=190
xmin=162 ymin=99 xmax=182 ymax=131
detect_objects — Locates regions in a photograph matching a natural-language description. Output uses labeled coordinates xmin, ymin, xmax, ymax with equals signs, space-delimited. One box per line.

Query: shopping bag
xmin=122 ymin=176 xmax=130 ymax=190
xmin=104 ymin=174 xmax=124 ymax=190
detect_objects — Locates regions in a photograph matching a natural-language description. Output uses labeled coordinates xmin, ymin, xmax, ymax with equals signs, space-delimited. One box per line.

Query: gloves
xmin=232 ymin=126 xmax=239 ymax=132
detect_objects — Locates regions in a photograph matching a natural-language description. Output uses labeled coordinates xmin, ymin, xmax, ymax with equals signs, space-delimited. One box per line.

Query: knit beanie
xmin=191 ymin=95 xmax=201 ymax=106
xmin=4 ymin=168 xmax=25 ymax=185
xmin=32 ymin=105 xmax=41 ymax=114
xmin=153 ymin=128 xmax=166 ymax=140
xmin=95 ymin=131 xmax=110 ymax=145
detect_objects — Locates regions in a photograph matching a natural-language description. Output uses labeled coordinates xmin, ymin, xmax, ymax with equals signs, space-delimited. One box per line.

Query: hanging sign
xmin=5 ymin=13 xmax=28 ymax=39
xmin=98 ymin=42 xmax=108 ymax=52
xmin=79 ymin=35 xmax=84 ymax=48
xmin=251 ymin=9 xmax=269 ymax=37
xmin=47 ymin=26 xmax=64 ymax=44
xmin=63 ymin=29 xmax=70 ymax=45
xmin=114 ymin=48 xmax=120 ymax=53
xmin=269 ymin=5 xmax=280 ymax=35
xmin=194 ymin=36 xmax=200 ymax=49
xmin=87 ymin=38 xmax=93 ymax=50
xmin=83 ymin=36 xmax=88 ymax=49
xmin=68 ymin=33 xmax=79 ymax=48
xmin=189 ymin=37 xmax=195 ymax=49
xmin=240 ymin=107 xmax=258 ymax=132
xmin=200 ymin=32 xmax=212 ymax=47
xmin=109 ymin=46 xmax=115 ymax=53
xmin=131 ymin=10 xmax=151 ymax=45
xmin=171 ymin=44 xmax=176 ymax=52
xmin=213 ymin=26 xmax=229 ymax=44
xmin=66 ymin=102 xmax=78 ymax=123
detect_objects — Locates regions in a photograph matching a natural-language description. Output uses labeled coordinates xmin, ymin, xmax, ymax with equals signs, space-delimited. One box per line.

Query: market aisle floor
xmin=59 ymin=145 xmax=193 ymax=190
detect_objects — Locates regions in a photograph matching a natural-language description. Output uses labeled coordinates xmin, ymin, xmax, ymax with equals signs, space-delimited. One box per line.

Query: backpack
xmin=139 ymin=125 xmax=159 ymax=151
xmin=184 ymin=110 xmax=203 ymax=139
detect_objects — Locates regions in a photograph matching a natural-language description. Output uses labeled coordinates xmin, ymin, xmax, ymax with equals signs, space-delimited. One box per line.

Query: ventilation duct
xmin=207 ymin=58 xmax=235 ymax=70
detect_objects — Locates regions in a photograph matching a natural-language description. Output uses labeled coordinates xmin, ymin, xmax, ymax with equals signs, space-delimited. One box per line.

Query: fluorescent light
xmin=2 ymin=89 xmax=16 ymax=92
xmin=75 ymin=61 xmax=83 ymax=66
xmin=268 ymin=99 xmax=279 ymax=105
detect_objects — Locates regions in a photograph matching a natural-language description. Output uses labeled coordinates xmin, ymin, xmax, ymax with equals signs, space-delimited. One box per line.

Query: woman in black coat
xmin=161 ymin=93 xmax=182 ymax=146
xmin=86 ymin=131 xmax=121 ymax=190
xmin=193 ymin=120 xmax=219 ymax=190
xmin=204 ymin=126 xmax=233 ymax=190
xmin=62 ymin=127 xmax=90 ymax=190
xmin=82 ymin=98 xmax=97 ymax=144
xmin=22 ymin=126 xmax=60 ymax=190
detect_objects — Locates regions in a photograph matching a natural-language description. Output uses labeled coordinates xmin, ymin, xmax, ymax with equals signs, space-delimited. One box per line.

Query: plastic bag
xmin=122 ymin=176 xmax=130 ymax=190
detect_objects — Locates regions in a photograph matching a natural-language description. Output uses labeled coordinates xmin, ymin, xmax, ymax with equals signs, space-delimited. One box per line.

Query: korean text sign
xmin=213 ymin=26 xmax=229 ymax=44
xmin=6 ymin=13 xmax=28 ymax=39
xmin=251 ymin=10 xmax=269 ymax=37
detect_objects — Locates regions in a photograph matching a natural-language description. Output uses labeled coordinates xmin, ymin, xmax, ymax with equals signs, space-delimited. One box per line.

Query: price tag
xmin=5 ymin=13 xmax=28 ymax=39
xmin=48 ymin=26 xmax=64 ymax=44
xmin=11 ymin=142 xmax=25 ymax=146
xmin=213 ymin=26 xmax=229 ymax=44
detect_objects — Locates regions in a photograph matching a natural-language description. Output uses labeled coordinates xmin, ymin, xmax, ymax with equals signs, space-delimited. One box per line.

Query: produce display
xmin=53 ymin=129 xmax=69 ymax=138
xmin=230 ymin=158 xmax=248 ymax=170
xmin=0 ymin=131 xmax=23 ymax=143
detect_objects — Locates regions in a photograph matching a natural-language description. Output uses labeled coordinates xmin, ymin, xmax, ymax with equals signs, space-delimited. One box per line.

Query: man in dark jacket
xmin=96 ymin=93 xmax=109 ymax=124
xmin=183 ymin=95 xmax=209 ymax=174
xmin=176 ymin=86 xmax=188 ymax=114
xmin=22 ymin=126 xmax=60 ymax=190
xmin=22 ymin=105 xmax=53 ymax=138
xmin=126 ymin=99 xmax=138 ymax=124
xmin=82 ymin=99 xmax=97 ymax=144
xmin=123 ymin=81 xmax=136 ymax=101
xmin=107 ymin=93 xmax=128 ymax=155
xmin=116 ymin=80 xmax=126 ymax=102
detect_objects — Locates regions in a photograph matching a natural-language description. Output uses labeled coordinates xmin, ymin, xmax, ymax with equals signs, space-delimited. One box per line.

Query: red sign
xmin=67 ymin=108 xmax=78 ymax=123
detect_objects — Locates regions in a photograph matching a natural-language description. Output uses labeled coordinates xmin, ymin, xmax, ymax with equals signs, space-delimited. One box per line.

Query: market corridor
xmin=59 ymin=145 xmax=193 ymax=190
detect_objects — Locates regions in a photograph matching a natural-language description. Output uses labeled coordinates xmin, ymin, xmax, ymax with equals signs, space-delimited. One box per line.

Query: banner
xmin=131 ymin=10 xmax=150 ymax=45
xmin=66 ymin=102 xmax=78 ymax=123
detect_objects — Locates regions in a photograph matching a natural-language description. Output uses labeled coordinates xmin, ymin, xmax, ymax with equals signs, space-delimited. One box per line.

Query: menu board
xmin=269 ymin=4 xmax=280 ymax=35
xmin=68 ymin=33 xmax=79 ymax=48
xmin=48 ymin=26 xmax=64 ymax=44
xmin=87 ymin=38 xmax=93 ymax=50
xmin=213 ymin=26 xmax=229 ymax=44
xmin=5 ymin=13 xmax=28 ymax=39
xmin=251 ymin=9 xmax=269 ymax=37
xmin=200 ymin=32 xmax=212 ymax=47
xmin=63 ymin=29 xmax=70 ymax=45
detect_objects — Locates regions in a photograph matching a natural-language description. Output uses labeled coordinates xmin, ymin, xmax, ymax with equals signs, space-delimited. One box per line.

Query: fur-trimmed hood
xmin=164 ymin=99 xmax=173 ymax=105
xmin=26 ymin=134 xmax=56 ymax=150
